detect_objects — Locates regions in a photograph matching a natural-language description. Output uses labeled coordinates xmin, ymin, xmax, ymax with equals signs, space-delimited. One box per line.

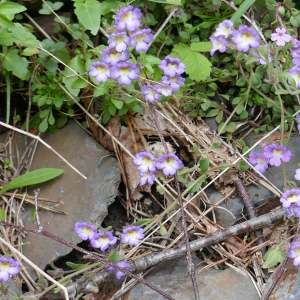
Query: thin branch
xmin=61 ymin=207 xmax=285 ymax=295
xmin=33 ymin=188 xmax=43 ymax=232
xmin=0 ymin=221 xmax=175 ymax=300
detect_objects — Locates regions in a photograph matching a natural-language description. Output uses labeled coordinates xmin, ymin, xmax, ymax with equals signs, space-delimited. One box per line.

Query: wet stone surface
xmin=21 ymin=121 xmax=121 ymax=279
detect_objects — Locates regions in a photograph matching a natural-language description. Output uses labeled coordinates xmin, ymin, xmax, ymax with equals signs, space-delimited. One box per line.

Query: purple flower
xmin=210 ymin=36 xmax=227 ymax=56
xmin=115 ymin=5 xmax=142 ymax=32
xmin=271 ymin=27 xmax=292 ymax=46
xmin=90 ymin=231 xmax=117 ymax=252
xmin=130 ymin=29 xmax=154 ymax=52
xmin=108 ymin=32 xmax=131 ymax=52
xmin=0 ymin=257 xmax=20 ymax=282
xmin=288 ymin=65 xmax=300 ymax=88
xmin=295 ymin=168 xmax=300 ymax=180
xmin=139 ymin=170 xmax=156 ymax=185
xmin=280 ymin=189 xmax=300 ymax=208
xmin=101 ymin=47 xmax=130 ymax=66
xmin=296 ymin=115 xmax=300 ymax=133
xmin=231 ymin=25 xmax=260 ymax=52
xmin=156 ymin=153 xmax=183 ymax=176
xmin=159 ymin=56 xmax=185 ymax=77
xmin=248 ymin=152 xmax=269 ymax=173
xmin=121 ymin=226 xmax=144 ymax=245
xmin=291 ymin=38 xmax=300 ymax=52
xmin=162 ymin=75 xmax=185 ymax=92
xmin=74 ymin=222 xmax=97 ymax=241
xmin=158 ymin=84 xmax=173 ymax=96
xmin=107 ymin=259 xmax=133 ymax=280
xmin=263 ymin=144 xmax=292 ymax=167
xmin=110 ymin=62 xmax=140 ymax=86
xmin=292 ymin=51 xmax=300 ymax=65
xmin=214 ymin=20 xmax=234 ymax=38
xmin=133 ymin=151 xmax=156 ymax=173
xmin=287 ymin=238 xmax=300 ymax=266
xmin=141 ymin=85 xmax=161 ymax=102
xmin=88 ymin=61 xmax=110 ymax=83
xmin=286 ymin=204 xmax=300 ymax=219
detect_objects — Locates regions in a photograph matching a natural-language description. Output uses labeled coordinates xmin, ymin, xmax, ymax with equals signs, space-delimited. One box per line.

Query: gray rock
xmin=209 ymin=184 xmax=272 ymax=228
xmin=261 ymin=259 xmax=300 ymax=300
xmin=126 ymin=256 xmax=260 ymax=300
xmin=21 ymin=121 xmax=121 ymax=278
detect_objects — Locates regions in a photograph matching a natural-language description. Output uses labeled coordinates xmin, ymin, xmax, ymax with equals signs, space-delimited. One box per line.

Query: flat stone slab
xmin=21 ymin=121 xmax=120 ymax=278
xmin=126 ymin=256 xmax=260 ymax=300
xmin=262 ymin=259 xmax=300 ymax=299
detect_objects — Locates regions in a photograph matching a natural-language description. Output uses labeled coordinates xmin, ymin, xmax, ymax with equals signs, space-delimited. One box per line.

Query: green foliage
xmin=0 ymin=168 xmax=64 ymax=195
xmin=172 ymin=44 xmax=212 ymax=81
xmin=263 ymin=247 xmax=286 ymax=268
xmin=74 ymin=0 xmax=101 ymax=35
xmin=109 ymin=253 xmax=124 ymax=263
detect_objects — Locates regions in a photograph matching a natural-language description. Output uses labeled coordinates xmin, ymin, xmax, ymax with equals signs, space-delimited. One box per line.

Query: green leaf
xmin=263 ymin=248 xmax=286 ymax=268
xmin=206 ymin=108 xmax=219 ymax=117
xmin=187 ymin=180 xmax=203 ymax=193
xmin=0 ymin=2 xmax=26 ymax=16
xmin=144 ymin=55 xmax=161 ymax=65
xmin=239 ymin=161 xmax=249 ymax=172
xmin=193 ymin=143 xmax=202 ymax=154
xmin=109 ymin=253 xmax=124 ymax=263
xmin=74 ymin=0 xmax=101 ymax=35
xmin=231 ymin=0 xmax=256 ymax=23
xmin=111 ymin=99 xmax=123 ymax=110
xmin=275 ymin=89 xmax=288 ymax=95
xmin=0 ymin=14 xmax=14 ymax=27
xmin=172 ymin=44 xmax=211 ymax=81
xmin=0 ymin=49 xmax=28 ymax=79
xmin=99 ymin=0 xmax=123 ymax=15
xmin=66 ymin=262 xmax=86 ymax=269
xmin=200 ymin=158 xmax=210 ymax=173
xmin=53 ymin=2 xmax=64 ymax=10
xmin=22 ymin=47 xmax=39 ymax=56
xmin=226 ymin=122 xmax=237 ymax=133
xmin=0 ymin=28 xmax=14 ymax=46
xmin=0 ymin=168 xmax=64 ymax=195
xmin=71 ymin=78 xmax=89 ymax=89
xmin=0 ymin=208 xmax=5 ymax=221
xmin=213 ymin=142 xmax=221 ymax=148
xmin=132 ymin=218 xmax=153 ymax=226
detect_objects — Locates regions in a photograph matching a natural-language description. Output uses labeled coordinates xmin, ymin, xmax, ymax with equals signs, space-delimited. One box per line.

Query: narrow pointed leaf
xmin=0 ymin=168 xmax=64 ymax=195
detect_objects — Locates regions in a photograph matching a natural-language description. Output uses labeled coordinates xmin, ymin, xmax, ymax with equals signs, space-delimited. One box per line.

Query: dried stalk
xmin=0 ymin=220 xmax=174 ymax=300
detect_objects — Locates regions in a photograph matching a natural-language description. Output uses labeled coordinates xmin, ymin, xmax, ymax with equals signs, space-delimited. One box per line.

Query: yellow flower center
xmin=287 ymin=194 xmax=298 ymax=202
xmin=165 ymin=157 xmax=174 ymax=165
xmin=297 ymin=248 xmax=300 ymax=255
xmin=120 ymin=67 xmax=130 ymax=75
xmin=295 ymin=74 xmax=300 ymax=82
xmin=127 ymin=230 xmax=137 ymax=237
xmin=136 ymin=34 xmax=144 ymax=42
xmin=109 ymin=52 xmax=121 ymax=60
xmin=168 ymin=63 xmax=177 ymax=69
xmin=121 ymin=12 xmax=131 ymax=22
xmin=97 ymin=66 xmax=107 ymax=72
xmin=114 ymin=35 xmax=124 ymax=43
xmin=84 ymin=227 xmax=93 ymax=233
xmin=242 ymin=32 xmax=254 ymax=41
xmin=99 ymin=235 xmax=109 ymax=242
xmin=258 ymin=157 xmax=265 ymax=163
xmin=0 ymin=262 xmax=11 ymax=271
xmin=274 ymin=149 xmax=282 ymax=156
xmin=144 ymin=157 xmax=152 ymax=164
xmin=149 ymin=89 xmax=156 ymax=95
